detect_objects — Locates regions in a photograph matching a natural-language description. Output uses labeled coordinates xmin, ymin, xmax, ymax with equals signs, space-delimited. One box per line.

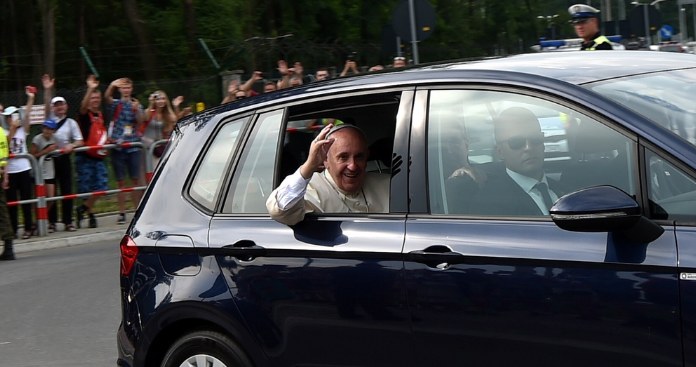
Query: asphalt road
xmin=0 ymin=240 xmax=120 ymax=367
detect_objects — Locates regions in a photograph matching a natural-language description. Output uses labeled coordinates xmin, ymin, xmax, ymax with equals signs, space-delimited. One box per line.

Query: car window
xmin=188 ymin=117 xmax=248 ymax=209
xmin=427 ymin=89 xmax=636 ymax=216
xmin=589 ymin=69 xmax=696 ymax=148
xmin=223 ymin=110 xmax=283 ymax=213
xmin=647 ymin=149 xmax=696 ymax=223
xmin=275 ymin=91 xmax=401 ymax=214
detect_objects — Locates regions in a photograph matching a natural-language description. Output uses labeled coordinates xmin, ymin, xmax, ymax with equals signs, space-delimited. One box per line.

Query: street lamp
xmin=537 ymin=14 xmax=559 ymax=39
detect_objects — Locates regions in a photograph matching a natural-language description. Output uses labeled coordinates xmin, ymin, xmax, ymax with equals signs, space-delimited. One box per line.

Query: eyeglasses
xmin=502 ymin=135 xmax=544 ymax=150
xmin=394 ymin=57 xmax=406 ymax=61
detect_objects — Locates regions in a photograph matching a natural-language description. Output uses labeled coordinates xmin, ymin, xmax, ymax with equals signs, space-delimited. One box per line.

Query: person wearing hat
xmin=392 ymin=56 xmax=407 ymax=68
xmin=42 ymin=74 xmax=84 ymax=232
xmin=266 ymin=123 xmax=389 ymax=226
xmin=568 ymin=4 xmax=613 ymax=50
xmin=30 ymin=119 xmax=59 ymax=234
xmin=0 ymin=106 xmax=16 ymax=259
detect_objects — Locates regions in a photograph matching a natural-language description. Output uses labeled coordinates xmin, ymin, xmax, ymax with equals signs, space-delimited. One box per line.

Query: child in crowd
xmin=30 ymin=120 xmax=58 ymax=233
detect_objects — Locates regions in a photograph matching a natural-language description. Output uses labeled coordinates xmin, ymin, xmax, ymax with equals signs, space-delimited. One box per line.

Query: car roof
xmin=180 ymin=51 xmax=696 ymax=126
xmin=416 ymin=51 xmax=696 ymax=84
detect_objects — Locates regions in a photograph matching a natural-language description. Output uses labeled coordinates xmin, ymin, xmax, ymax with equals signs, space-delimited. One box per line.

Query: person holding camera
xmin=340 ymin=53 xmax=360 ymax=77
xmin=105 ymin=77 xmax=145 ymax=225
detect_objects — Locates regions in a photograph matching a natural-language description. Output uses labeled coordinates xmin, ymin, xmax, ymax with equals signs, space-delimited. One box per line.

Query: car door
xmin=644 ymin=147 xmax=696 ymax=367
xmin=403 ymin=88 xmax=682 ymax=366
xmin=208 ymin=90 xmax=413 ymax=367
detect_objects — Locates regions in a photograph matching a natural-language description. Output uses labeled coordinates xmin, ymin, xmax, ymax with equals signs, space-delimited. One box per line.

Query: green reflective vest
xmin=0 ymin=127 xmax=8 ymax=168
xmin=588 ymin=35 xmax=611 ymax=51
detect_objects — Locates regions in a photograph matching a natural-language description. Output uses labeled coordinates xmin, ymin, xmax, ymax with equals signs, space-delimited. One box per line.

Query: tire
xmin=161 ymin=330 xmax=251 ymax=367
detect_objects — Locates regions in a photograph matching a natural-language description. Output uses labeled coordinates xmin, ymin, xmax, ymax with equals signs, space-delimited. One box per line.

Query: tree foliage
xmin=0 ymin=0 xmax=682 ymax=106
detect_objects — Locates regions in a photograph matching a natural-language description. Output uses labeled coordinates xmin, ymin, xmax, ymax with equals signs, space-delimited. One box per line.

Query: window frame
xmin=409 ymin=84 xmax=640 ymax=219
xmin=184 ymin=113 xmax=253 ymax=214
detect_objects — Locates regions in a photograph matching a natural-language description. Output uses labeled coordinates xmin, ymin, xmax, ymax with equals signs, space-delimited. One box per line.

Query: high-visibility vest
xmin=0 ymin=127 xmax=8 ymax=168
xmin=588 ymin=35 xmax=611 ymax=51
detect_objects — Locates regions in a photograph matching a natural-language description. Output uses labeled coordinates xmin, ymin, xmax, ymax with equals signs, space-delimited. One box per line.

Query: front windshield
xmin=588 ymin=68 xmax=696 ymax=147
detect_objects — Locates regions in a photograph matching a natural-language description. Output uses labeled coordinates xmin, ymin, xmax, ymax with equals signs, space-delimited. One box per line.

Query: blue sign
xmin=660 ymin=25 xmax=674 ymax=40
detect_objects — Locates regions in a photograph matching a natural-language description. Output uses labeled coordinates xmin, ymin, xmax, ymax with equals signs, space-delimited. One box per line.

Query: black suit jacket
xmin=471 ymin=166 xmax=565 ymax=216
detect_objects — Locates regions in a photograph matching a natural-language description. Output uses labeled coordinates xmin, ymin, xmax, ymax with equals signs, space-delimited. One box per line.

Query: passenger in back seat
xmin=267 ymin=124 xmax=390 ymax=225
xmin=444 ymin=126 xmax=487 ymax=214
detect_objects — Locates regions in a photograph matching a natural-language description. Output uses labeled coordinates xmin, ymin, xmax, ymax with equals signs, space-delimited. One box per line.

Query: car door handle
xmin=222 ymin=240 xmax=266 ymax=261
xmin=408 ymin=245 xmax=464 ymax=269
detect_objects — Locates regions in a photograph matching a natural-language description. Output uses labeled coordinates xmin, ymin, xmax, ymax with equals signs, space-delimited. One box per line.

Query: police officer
xmin=0 ymin=110 xmax=15 ymax=260
xmin=568 ymin=4 xmax=613 ymax=50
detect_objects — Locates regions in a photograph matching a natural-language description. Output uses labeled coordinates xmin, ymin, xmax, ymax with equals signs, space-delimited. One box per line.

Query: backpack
xmin=85 ymin=111 xmax=108 ymax=159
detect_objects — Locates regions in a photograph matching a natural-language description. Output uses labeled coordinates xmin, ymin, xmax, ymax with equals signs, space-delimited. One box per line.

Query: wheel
xmin=161 ymin=330 xmax=251 ymax=367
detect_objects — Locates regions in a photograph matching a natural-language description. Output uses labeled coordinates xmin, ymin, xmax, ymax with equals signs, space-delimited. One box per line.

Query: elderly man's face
xmin=324 ymin=128 xmax=369 ymax=194
xmin=496 ymin=114 xmax=545 ymax=180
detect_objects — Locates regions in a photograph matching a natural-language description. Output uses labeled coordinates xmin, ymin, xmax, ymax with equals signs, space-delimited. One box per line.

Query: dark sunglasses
xmin=503 ymin=135 xmax=544 ymax=150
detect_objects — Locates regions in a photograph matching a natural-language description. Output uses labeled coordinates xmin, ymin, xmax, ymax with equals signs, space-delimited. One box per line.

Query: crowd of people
xmin=220 ymin=56 xmax=409 ymax=104
xmin=0 ymin=55 xmax=409 ymax=260
xmin=0 ymin=74 xmax=186 ymax=259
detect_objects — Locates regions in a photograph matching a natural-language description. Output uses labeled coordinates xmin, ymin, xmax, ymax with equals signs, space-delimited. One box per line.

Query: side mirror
xmin=550 ymin=185 xmax=664 ymax=243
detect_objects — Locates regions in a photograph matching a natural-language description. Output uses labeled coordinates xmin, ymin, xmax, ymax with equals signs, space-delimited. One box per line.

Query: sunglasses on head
xmin=503 ymin=135 xmax=544 ymax=150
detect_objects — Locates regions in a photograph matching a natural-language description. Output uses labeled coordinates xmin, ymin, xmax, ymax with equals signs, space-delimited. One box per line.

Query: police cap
xmin=568 ymin=4 xmax=600 ymax=24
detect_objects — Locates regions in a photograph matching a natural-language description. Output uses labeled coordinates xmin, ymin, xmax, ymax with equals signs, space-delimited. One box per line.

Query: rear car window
xmin=189 ymin=117 xmax=249 ymax=209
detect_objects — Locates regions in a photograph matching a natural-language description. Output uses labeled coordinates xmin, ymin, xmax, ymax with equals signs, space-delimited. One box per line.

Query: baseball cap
xmin=43 ymin=119 xmax=58 ymax=129
xmin=1 ymin=106 xmax=18 ymax=116
xmin=51 ymin=96 xmax=67 ymax=105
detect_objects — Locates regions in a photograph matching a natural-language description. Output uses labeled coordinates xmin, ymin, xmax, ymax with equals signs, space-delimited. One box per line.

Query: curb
xmin=13 ymin=213 xmax=129 ymax=254
xmin=14 ymin=229 xmax=125 ymax=254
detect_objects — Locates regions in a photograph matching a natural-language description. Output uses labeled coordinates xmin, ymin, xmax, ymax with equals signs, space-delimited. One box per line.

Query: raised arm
xmin=80 ymin=75 xmax=100 ymax=114
xmin=41 ymin=74 xmax=54 ymax=119
xmin=22 ymin=87 xmax=35 ymax=133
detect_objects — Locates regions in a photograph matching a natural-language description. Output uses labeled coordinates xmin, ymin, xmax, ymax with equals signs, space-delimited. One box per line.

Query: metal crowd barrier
xmin=5 ymin=139 xmax=168 ymax=237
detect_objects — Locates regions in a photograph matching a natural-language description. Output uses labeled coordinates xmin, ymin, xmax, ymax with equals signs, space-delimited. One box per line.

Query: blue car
xmin=118 ymin=51 xmax=696 ymax=367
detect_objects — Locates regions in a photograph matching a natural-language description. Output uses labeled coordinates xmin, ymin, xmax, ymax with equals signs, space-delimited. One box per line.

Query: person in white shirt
xmin=42 ymin=74 xmax=84 ymax=232
xmin=5 ymin=87 xmax=36 ymax=239
xmin=266 ymin=123 xmax=389 ymax=225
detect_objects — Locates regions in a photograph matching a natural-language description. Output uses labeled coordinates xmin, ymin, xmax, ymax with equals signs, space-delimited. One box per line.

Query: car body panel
xmin=209 ymin=217 xmax=411 ymax=366
xmin=402 ymin=219 xmax=680 ymax=366
xmin=119 ymin=51 xmax=696 ymax=367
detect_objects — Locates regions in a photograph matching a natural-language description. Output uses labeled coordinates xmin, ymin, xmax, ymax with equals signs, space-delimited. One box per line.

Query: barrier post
xmin=7 ymin=141 xmax=149 ymax=236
